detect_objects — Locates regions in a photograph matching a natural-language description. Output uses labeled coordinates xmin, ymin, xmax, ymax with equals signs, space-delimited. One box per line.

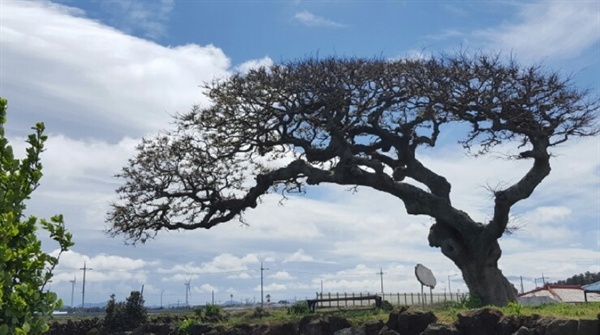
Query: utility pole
xmin=69 ymin=276 xmax=76 ymax=308
xmin=260 ymin=262 xmax=268 ymax=308
xmin=448 ymin=274 xmax=457 ymax=295
xmin=80 ymin=262 xmax=92 ymax=309
xmin=520 ymin=276 xmax=524 ymax=294
xmin=535 ymin=274 xmax=547 ymax=288
xmin=377 ymin=268 xmax=384 ymax=295
xmin=320 ymin=279 xmax=323 ymax=297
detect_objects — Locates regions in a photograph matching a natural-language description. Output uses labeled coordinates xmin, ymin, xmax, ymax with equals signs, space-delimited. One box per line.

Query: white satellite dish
xmin=415 ymin=263 xmax=436 ymax=288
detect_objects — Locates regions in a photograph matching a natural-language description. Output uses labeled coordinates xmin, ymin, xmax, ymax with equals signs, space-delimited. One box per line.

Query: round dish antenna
xmin=415 ymin=263 xmax=436 ymax=288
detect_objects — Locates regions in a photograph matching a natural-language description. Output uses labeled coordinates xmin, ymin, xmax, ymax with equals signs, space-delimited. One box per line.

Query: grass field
xmin=202 ymin=301 xmax=600 ymax=329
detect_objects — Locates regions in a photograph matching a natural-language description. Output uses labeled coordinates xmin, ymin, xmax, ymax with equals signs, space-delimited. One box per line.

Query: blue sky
xmin=1 ymin=0 xmax=599 ymax=308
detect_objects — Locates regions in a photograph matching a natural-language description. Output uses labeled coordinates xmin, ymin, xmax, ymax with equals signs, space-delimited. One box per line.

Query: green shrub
xmin=103 ymin=291 xmax=147 ymax=332
xmin=0 ymin=98 xmax=74 ymax=335
xmin=251 ymin=307 xmax=270 ymax=319
xmin=506 ymin=301 xmax=524 ymax=315
xmin=204 ymin=304 xmax=224 ymax=319
xmin=380 ymin=300 xmax=394 ymax=311
xmin=459 ymin=294 xmax=484 ymax=309
xmin=193 ymin=306 xmax=204 ymax=318
xmin=178 ymin=318 xmax=202 ymax=335
xmin=287 ymin=300 xmax=310 ymax=315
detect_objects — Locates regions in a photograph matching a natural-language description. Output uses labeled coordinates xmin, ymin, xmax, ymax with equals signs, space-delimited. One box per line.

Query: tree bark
xmin=429 ymin=222 xmax=517 ymax=306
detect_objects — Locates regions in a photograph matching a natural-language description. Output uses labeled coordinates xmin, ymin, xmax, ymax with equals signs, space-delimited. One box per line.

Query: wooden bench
xmin=306 ymin=294 xmax=382 ymax=312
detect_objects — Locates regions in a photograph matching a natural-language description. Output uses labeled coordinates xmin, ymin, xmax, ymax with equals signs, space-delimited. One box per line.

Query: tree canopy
xmin=107 ymin=54 xmax=598 ymax=306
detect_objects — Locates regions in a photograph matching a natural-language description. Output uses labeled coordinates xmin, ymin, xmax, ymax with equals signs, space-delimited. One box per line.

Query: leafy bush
xmin=193 ymin=306 xmax=204 ymax=318
xmin=380 ymin=300 xmax=394 ymax=311
xmin=204 ymin=304 xmax=224 ymax=319
xmin=103 ymin=291 xmax=147 ymax=332
xmin=0 ymin=98 xmax=74 ymax=335
xmin=178 ymin=318 xmax=202 ymax=335
xmin=250 ymin=307 xmax=270 ymax=319
xmin=459 ymin=294 xmax=484 ymax=309
xmin=287 ymin=300 xmax=310 ymax=315
xmin=506 ymin=301 xmax=524 ymax=315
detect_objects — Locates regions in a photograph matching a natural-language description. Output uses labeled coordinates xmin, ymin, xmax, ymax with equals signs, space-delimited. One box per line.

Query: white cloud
xmin=1 ymin=1 xmax=230 ymax=138
xmin=255 ymin=283 xmax=287 ymax=292
xmin=283 ymin=249 xmax=315 ymax=263
xmin=99 ymin=0 xmax=175 ymax=40
xmin=195 ymin=283 xmax=218 ymax=294
xmin=157 ymin=253 xmax=260 ymax=279
xmin=294 ymin=11 xmax=346 ymax=28
xmin=234 ymin=56 xmax=274 ymax=74
xmin=51 ymin=250 xmax=147 ymax=284
xmin=269 ymin=271 xmax=296 ymax=280
xmin=475 ymin=1 xmax=599 ymax=60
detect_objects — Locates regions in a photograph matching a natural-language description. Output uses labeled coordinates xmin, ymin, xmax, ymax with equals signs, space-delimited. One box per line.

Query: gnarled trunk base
xmin=459 ymin=261 xmax=517 ymax=306
xmin=429 ymin=222 xmax=517 ymax=306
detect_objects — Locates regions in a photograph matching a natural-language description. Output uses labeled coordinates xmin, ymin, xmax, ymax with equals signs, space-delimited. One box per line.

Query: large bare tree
xmin=107 ymin=54 xmax=598 ymax=306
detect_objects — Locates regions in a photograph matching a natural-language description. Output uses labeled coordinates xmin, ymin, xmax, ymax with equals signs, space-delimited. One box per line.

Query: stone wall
xmin=48 ymin=307 xmax=600 ymax=335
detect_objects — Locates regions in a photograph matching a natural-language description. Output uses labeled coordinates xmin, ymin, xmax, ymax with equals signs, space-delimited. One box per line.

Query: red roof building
xmin=518 ymin=284 xmax=600 ymax=305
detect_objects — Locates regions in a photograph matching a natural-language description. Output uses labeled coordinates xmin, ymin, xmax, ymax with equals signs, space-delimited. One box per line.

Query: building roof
xmin=518 ymin=284 xmax=600 ymax=304
xmin=582 ymin=281 xmax=600 ymax=292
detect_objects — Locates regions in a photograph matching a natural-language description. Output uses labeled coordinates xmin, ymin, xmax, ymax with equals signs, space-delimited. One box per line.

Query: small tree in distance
xmin=0 ymin=98 xmax=74 ymax=335
xmin=107 ymin=53 xmax=598 ymax=306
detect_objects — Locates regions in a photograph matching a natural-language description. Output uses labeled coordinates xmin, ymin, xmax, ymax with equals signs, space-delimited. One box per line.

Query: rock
xmin=385 ymin=307 xmax=408 ymax=331
xmin=380 ymin=330 xmax=400 ymax=335
xmin=496 ymin=315 xmax=521 ymax=335
xmin=514 ymin=326 xmax=535 ymax=335
xmin=396 ymin=309 xmax=437 ymax=335
xmin=86 ymin=328 xmax=101 ymax=335
xmin=298 ymin=315 xmax=352 ymax=335
xmin=534 ymin=317 xmax=555 ymax=335
xmin=545 ymin=319 xmax=579 ymax=335
xmin=364 ymin=320 xmax=384 ymax=335
xmin=420 ymin=323 xmax=461 ymax=335
xmin=456 ymin=308 xmax=503 ymax=335
xmin=264 ymin=322 xmax=298 ymax=335
xmin=328 ymin=316 xmax=353 ymax=334
xmin=299 ymin=315 xmax=321 ymax=334
xmin=303 ymin=319 xmax=328 ymax=335
xmin=334 ymin=326 xmax=367 ymax=335
xmin=577 ymin=319 xmax=599 ymax=335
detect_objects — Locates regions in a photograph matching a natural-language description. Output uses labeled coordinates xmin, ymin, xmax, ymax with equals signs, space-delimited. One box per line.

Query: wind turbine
xmin=184 ymin=277 xmax=192 ymax=307
xmin=69 ymin=276 xmax=76 ymax=308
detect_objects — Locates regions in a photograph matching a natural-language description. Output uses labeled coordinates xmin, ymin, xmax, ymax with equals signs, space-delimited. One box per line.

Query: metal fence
xmin=314 ymin=292 xmax=468 ymax=309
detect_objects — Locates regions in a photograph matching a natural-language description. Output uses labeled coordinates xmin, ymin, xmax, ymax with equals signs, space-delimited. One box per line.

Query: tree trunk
xmin=458 ymin=249 xmax=517 ymax=306
xmin=429 ymin=222 xmax=517 ymax=306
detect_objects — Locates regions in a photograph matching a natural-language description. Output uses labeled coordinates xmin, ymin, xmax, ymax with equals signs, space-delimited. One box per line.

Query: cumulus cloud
xmin=474 ymin=1 xmax=599 ymax=60
xmin=293 ymin=11 xmax=346 ymax=28
xmin=283 ymin=249 xmax=315 ymax=263
xmin=234 ymin=56 xmax=274 ymax=74
xmin=51 ymin=250 xmax=147 ymax=284
xmin=269 ymin=271 xmax=296 ymax=280
xmin=1 ymin=1 xmax=230 ymax=138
